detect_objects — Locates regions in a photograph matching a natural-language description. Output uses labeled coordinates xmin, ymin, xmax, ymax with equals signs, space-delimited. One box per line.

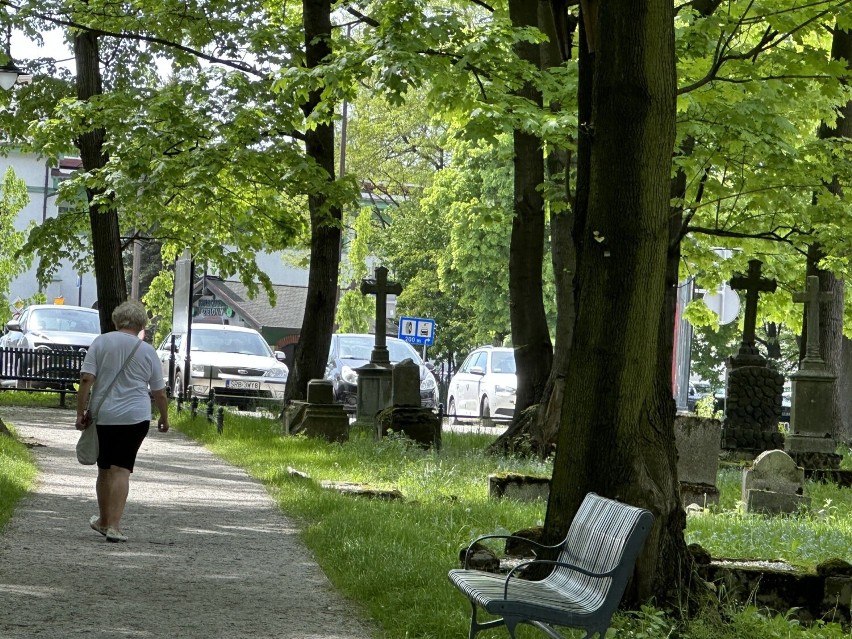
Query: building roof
xmin=198 ymin=277 xmax=308 ymax=333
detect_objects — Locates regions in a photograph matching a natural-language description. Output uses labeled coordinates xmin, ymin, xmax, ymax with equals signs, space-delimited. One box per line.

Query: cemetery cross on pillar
xmin=360 ymin=266 xmax=403 ymax=364
xmin=730 ymin=259 xmax=776 ymax=358
xmin=793 ymin=275 xmax=833 ymax=369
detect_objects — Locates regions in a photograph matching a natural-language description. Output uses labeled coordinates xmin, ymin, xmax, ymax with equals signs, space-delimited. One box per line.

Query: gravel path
xmin=0 ymin=406 xmax=375 ymax=639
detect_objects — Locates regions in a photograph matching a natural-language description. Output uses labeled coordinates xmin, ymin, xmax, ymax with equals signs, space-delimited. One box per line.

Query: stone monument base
xmin=785 ymin=434 xmax=837 ymax=454
xmin=788 ymin=450 xmax=842 ymax=471
xmin=284 ymin=400 xmax=349 ymax=442
xmin=745 ymin=488 xmax=810 ymax=515
xmin=679 ymin=482 xmax=720 ymax=509
xmin=375 ymin=406 xmax=441 ymax=449
xmin=722 ymin=425 xmax=784 ymax=452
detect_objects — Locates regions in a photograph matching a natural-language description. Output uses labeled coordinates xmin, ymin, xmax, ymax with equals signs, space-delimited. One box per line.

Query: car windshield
xmin=30 ymin=309 xmax=100 ymax=334
xmin=190 ymin=331 xmax=272 ymax=356
xmin=338 ymin=336 xmax=421 ymax=363
xmin=491 ymin=351 xmax=516 ymax=374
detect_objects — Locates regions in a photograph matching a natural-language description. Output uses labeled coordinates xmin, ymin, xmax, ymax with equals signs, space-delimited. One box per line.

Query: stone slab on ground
xmin=0 ymin=406 xmax=375 ymax=639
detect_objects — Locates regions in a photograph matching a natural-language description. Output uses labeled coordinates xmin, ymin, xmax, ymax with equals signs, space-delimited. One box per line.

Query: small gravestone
xmin=392 ymin=359 xmax=421 ymax=407
xmin=374 ymin=360 xmax=441 ymax=447
xmin=743 ymin=449 xmax=810 ymax=515
xmin=285 ymin=379 xmax=349 ymax=442
xmin=674 ymin=415 xmax=721 ymax=507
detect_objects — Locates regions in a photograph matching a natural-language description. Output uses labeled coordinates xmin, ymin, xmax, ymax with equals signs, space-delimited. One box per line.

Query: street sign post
xmin=398 ymin=316 xmax=435 ymax=347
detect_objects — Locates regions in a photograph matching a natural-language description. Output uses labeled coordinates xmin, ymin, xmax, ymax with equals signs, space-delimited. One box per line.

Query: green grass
xmin=0 ymin=390 xmax=77 ymax=409
xmin=685 ymin=467 xmax=852 ymax=570
xmin=0 ymin=423 xmax=37 ymax=530
xmin=174 ymin=412 xmax=852 ymax=638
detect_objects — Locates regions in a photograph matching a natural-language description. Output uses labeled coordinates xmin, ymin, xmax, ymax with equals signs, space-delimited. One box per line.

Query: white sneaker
xmin=106 ymin=528 xmax=127 ymax=543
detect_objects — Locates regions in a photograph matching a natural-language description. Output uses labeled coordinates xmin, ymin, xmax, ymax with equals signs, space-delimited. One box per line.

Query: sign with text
xmin=398 ymin=316 xmax=435 ymax=346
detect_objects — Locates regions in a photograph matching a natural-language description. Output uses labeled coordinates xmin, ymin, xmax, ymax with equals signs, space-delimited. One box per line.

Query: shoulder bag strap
xmin=91 ymin=339 xmax=143 ymax=420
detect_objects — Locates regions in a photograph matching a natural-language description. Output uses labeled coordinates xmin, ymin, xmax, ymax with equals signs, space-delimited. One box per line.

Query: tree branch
xmin=1 ymin=0 xmax=264 ymax=77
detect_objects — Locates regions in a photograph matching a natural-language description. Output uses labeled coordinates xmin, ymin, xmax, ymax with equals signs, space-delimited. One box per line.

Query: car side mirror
xmin=470 ymin=366 xmax=485 ymax=376
xmin=6 ymin=320 xmax=21 ymax=333
xmin=424 ymin=361 xmax=435 ymax=371
xmin=274 ymin=350 xmax=286 ymax=362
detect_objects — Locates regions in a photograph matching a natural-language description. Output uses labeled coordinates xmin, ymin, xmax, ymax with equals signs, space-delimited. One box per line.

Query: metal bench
xmin=0 ymin=346 xmax=85 ymax=406
xmin=448 ymin=492 xmax=654 ymax=639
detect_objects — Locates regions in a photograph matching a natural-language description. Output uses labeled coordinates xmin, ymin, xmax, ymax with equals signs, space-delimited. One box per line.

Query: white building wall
xmin=0 ymin=149 xmax=98 ymax=311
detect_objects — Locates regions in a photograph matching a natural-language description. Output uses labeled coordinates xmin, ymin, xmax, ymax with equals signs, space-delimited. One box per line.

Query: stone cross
xmin=730 ymin=259 xmax=776 ymax=348
xmin=360 ymin=266 xmax=402 ymax=364
xmin=793 ymin=275 xmax=833 ymax=365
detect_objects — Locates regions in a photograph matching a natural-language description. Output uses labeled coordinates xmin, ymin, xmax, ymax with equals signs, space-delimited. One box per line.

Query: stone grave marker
xmin=374 ymin=359 xmax=440 ymax=448
xmin=742 ymin=449 xmax=810 ymax=515
xmin=786 ymin=275 xmax=840 ymax=469
xmin=392 ymin=359 xmax=421 ymax=407
xmin=354 ymin=266 xmax=402 ymax=431
xmin=674 ymin=415 xmax=721 ymax=507
xmin=284 ymin=379 xmax=349 ymax=442
xmin=722 ymin=259 xmax=785 ymax=456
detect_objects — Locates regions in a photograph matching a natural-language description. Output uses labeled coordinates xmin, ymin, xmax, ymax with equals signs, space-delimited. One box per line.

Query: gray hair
xmin=112 ymin=300 xmax=148 ymax=331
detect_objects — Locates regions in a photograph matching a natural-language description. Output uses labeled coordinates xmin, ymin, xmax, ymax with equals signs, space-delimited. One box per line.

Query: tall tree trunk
xmin=800 ymin=25 xmax=852 ymax=443
xmin=74 ymin=32 xmax=126 ymax=331
xmin=507 ymin=0 xmax=553 ymax=418
xmin=490 ymin=2 xmax=578 ymax=456
xmin=544 ymin=0 xmax=688 ymax=603
xmin=285 ymin=0 xmax=342 ymax=403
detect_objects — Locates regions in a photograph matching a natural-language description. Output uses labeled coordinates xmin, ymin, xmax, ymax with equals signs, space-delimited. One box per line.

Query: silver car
xmin=3 ymin=304 xmax=101 ymax=389
xmin=156 ymin=324 xmax=288 ymax=408
xmin=447 ymin=346 xmax=516 ymax=424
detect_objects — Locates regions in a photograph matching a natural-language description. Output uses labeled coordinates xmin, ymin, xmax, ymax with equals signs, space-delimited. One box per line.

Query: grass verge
xmin=0 ymin=390 xmax=77 ymax=409
xmin=0 ymin=423 xmax=37 ymax=530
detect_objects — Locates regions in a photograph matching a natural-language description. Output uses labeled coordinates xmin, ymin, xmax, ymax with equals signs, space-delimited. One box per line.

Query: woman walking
xmin=75 ymin=300 xmax=169 ymax=542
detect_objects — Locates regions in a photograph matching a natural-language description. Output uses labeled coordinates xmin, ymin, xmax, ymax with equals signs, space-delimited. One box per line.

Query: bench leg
xmin=466 ymin=601 xmax=505 ymax=639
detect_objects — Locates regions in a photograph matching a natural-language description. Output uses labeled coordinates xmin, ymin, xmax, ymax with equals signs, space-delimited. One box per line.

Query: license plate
xmin=225 ymin=380 xmax=260 ymax=390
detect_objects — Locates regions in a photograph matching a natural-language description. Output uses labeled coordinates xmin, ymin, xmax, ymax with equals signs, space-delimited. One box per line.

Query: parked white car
xmin=447 ymin=346 xmax=516 ymax=424
xmin=156 ymin=324 xmax=288 ymax=409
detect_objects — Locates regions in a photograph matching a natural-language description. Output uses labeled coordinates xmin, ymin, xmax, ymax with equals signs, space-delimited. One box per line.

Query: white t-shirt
xmin=81 ymin=331 xmax=166 ymax=425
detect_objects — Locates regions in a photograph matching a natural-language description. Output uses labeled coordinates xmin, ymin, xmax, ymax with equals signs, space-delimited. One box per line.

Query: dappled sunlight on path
xmin=0 ymin=406 xmax=374 ymax=639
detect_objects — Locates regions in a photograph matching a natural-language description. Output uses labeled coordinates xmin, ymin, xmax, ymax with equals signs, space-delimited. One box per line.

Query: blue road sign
xmin=398 ymin=316 xmax=435 ymax=346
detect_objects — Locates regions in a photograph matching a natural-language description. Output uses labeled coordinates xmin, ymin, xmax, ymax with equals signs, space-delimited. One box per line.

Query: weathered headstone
xmin=786 ymin=276 xmax=841 ymax=470
xmin=374 ymin=358 xmax=441 ymax=447
xmin=722 ymin=259 xmax=785 ymax=457
xmin=742 ymin=449 xmax=809 ymax=515
xmin=284 ymin=379 xmax=349 ymax=442
xmin=392 ymin=359 xmax=421 ymax=407
xmin=674 ymin=415 xmax=721 ymax=507
xmin=354 ymin=266 xmax=401 ymax=431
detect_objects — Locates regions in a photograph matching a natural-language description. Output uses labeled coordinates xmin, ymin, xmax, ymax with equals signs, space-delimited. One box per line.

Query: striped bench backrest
xmin=551 ymin=493 xmax=654 ymax=614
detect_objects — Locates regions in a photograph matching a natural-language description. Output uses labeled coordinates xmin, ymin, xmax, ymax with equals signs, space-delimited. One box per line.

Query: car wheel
xmin=480 ymin=396 xmax=494 ymax=428
xmin=447 ymin=397 xmax=460 ymax=425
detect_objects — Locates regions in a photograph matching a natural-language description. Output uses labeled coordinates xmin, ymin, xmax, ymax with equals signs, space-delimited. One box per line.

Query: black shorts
xmin=96 ymin=421 xmax=150 ymax=472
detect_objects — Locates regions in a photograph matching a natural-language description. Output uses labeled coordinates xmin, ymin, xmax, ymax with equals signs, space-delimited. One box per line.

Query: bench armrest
xmin=502 ymin=560 xmax=617 ymax=599
xmin=463 ymin=534 xmax=564 ymax=569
